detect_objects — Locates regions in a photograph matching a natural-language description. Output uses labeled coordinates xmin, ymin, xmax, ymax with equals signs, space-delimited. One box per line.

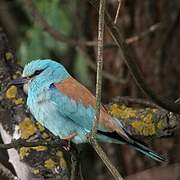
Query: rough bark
xmin=0 ymin=28 xmax=70 ymax=180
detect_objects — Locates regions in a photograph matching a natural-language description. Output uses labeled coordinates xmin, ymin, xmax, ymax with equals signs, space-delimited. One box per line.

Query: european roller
xmin=10 ymin=59 xmax=165 ymax=162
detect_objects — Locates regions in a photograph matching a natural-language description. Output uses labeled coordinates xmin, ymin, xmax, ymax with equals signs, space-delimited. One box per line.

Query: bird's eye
xmin=29 ymin=69 xmax=44 ymax=78
xmin=34 ymin=70 xmax=43 ymax=76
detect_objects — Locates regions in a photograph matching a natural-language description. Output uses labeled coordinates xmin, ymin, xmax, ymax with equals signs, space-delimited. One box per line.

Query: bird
xmin=10 ymin=59 xmax=165 ymax=162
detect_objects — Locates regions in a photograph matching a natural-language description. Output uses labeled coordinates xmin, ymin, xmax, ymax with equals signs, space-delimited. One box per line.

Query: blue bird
xmin=11 ymin=59 xmax=165 ymax=162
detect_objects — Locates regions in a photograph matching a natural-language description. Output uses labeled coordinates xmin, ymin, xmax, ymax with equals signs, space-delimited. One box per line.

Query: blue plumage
xmin=13 ymin=59 xmax=165 ymax=162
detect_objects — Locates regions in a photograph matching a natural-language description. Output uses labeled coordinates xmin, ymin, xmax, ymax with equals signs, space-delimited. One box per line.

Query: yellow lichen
xmin=143 ymin=113 xmax=152 ymax=124
xmin=142 ymin=124 xmax=155 ymax=136
xmin=15 ymin=70 xmax=22 ymax=75
xmin=45 ymin=137 xmax=51 ymax=141
xmin=59 ymin=158 xmax=67 ymax=170
xmin=151 ymin=108 xmax=158 ymax=113
xmin=131 ymin=113 xmax=155 ymax=136
xmin=56 ymin=151 xmax=67 ymax=169
xmin=6 ymin=85 xmax=17 ymax=99
xmin=157 ymin=120 xmax=164 ymax=129
xmin=44 ymin=159 xmax=56 ymax=169
xmin=42 ymin=132 xmax=49 ymax=139
xmin=36 ymin=122 xmax=45 ymax=132
xmin=19 ymin=118 xmax=37 ymax=139
xmin=5 ymin=52 xmax=13 ymax=60
xmin=32 ymin=168 xmax=40 ymax=175
xmin=14 ymin=98 xmax=24 ymax=105
xmin=19 ymin=146 xmax=47 ymax=160
xmin=12 ymin=75 xmax=17 ymax=79
xmin=32 ymin=146 xmax=47 ymax=151
xmin=56 ymin=151 xmax=63 ymax=157
xmin=110 ymin=104 xmax=136 ymax=119
xmin=19 ymin=147 xmax=30 ymax=159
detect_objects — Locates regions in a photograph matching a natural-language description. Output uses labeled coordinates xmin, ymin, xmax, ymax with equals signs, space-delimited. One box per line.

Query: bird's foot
xmin=61 ymin=132 xmax=77 ymax=141
xmin=62 ymin=140 xmax=71 ymax=151
xmin=61 ymin=132 xmax=77 ymax=151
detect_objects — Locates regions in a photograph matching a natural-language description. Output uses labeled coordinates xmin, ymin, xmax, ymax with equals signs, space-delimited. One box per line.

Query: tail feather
xmin=97 ymin=130 xmax=166 ymax=162
xmin=128 ymin=139 xmax=165 ymax=162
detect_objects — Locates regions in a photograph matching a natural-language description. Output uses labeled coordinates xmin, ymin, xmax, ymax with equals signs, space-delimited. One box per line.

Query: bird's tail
xmin=127 ymin=137 xmax=165 ymax=162
xmin=97 ymin=130 xmax=166 ymax=162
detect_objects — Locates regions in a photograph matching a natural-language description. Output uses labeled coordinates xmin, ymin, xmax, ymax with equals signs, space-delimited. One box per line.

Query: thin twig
xmin=91 ymin=0 xmax=105 ymax=136
xmin=24 ymin=0 xmax=160 ymax=47
xmin=23 ymin=0 xmax=160 ymax=85
xmin=126 ymin=23 xmax=161 ymax=44
xmin=114 ymin=0 xmax=122 ymax=24
xmin=175 ymin=98 xmax=180 ymax=103
xmin=88 ymin=0 xmax=180 ymax=114
xmin=81 ymin=49 xmax=129 ymax=84
xmin=25 ymin=0 xmax=76 ymax=45
xmin=113 ymin=96 xmax=161 ymax=108
xmin=89 ymin=138 xmax=123 ymax=180
xmin=0 ymin=162 xmax=20 ymax=180
xmin=89 ymin=0 xmax=124 ymax=179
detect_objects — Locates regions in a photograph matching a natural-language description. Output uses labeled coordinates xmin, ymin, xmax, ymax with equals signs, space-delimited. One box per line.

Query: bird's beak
xmin=8 ymin=77 xmax=29 ymax=86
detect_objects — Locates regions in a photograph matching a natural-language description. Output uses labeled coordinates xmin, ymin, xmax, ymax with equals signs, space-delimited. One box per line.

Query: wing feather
xmin=53 ymin=77 xmax=130 ymax=140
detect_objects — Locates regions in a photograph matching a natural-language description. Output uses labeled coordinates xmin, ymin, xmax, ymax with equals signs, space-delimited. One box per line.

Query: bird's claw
xmin=62 ymin=140 xmax=71 ymax=151
xmin=61 ymin=132 xmax=77 ymax=151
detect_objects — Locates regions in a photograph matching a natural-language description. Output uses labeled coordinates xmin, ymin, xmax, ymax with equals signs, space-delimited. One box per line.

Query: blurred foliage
xmin=18 ymin=0 xmax=72 ymax=65
xmin=18 ymin=0 xmax=91 ymax=87
xmin=17 ymin=0 xmax=91 ymax=87
xmin=74 ymin=49 xmax=92 ymax=87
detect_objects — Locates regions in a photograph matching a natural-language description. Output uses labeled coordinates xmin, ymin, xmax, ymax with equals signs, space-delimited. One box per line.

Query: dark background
xmin=0 ymin=0 xmax=180 ymax=179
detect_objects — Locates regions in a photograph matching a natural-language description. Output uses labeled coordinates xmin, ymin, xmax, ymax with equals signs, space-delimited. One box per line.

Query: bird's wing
xmin=52 ymin=77 xmax=130 ymax=140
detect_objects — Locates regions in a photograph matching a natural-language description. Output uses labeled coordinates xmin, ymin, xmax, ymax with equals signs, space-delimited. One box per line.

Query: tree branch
xmin=0 ymin=162 xmax=20 ymax=180
xmin=91 ymin=0 xmax=105 ymax=137
xmin=70 ymin=145 xmax=80 ymax=180
xmin=89 ymin=1 xmax=124 ymax=179
xmin=0 ymin=138 xmax=66 ymax=150
xmin=112 ymin=96 xmax=161 ymax=109
xmin=109 ymin=100 xmax=180 ymax=138
xmin=114 ymin=0 xmax=122 ymax=25
xmin=89 ymin=138 xmax=123 ymax=180
xmin=87 ymin=0 xmax=180 ymax=114
xmin=24 ymin=0 xmax=160 ymax=48
xmin=23 ymin=0 xmax=161 ymax=85
xmin=0 ymin=28 xmax=70 ymax=179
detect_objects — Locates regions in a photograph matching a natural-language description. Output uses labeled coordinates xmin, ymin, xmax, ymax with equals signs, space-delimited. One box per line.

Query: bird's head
xmin=9 ymin=59 xmax=70 ymax=94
